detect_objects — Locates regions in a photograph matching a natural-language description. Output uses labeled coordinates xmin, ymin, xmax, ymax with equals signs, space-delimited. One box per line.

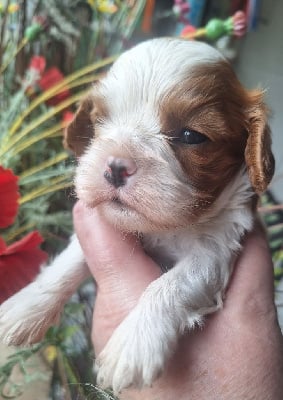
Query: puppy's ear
xmin=245 ymin=90 xmax=275 ymax=194
xmin=64 ymin=94 xmax=95 ymax=157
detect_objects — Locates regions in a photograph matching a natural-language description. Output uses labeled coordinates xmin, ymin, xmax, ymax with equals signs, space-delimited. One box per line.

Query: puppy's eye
xmin=179 ymin=129 xmax=208 ymax=145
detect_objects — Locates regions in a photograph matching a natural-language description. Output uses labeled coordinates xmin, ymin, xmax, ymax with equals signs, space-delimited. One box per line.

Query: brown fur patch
xmin=64 ymin=88 xmax=108 ymax=156
xmin=159 ymin=61 xmax=273 ymax=209
xmin=245 ymin=91 xmax=275 ymax=193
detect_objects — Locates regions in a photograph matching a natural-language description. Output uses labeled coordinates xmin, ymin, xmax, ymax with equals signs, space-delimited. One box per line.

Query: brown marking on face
xmin=160 ymin=61 xmax=274 ymax=211
xmin=64 ymin=88 xmax=108 ymax=157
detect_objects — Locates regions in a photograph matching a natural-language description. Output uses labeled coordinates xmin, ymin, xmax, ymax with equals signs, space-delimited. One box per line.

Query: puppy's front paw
xmin=95 ymin=307 xmax=176 ymax=394
xmin=0 ymin=283 xmax=62 ymax=346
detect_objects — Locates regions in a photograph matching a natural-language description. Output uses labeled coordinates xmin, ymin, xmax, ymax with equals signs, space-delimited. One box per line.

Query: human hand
xmin=73 ymin=201 xmax=283 ymax=400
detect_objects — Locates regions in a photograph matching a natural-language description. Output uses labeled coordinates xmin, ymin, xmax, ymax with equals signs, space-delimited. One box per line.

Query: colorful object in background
xmin=181 ymin=10 xmax=247 ymax=41
xmin=39 ymin=67 xmax=71 ymax=106
xmin=0 ymin=167 xmax=48 ymax=304
xmin=0 ymin=15 xmax=48 ymax=75
xmin=231 ymin=10 xmax=247 ymax=37
xmin=24 ymin=15 xmax=48 ymax=41
xmin=62 ymin=111 xmax=75 ymax=126
xmin=180 ymin=24 xmax=196 ymax=37
xmin=187 ymin=0 xmax=205 ymax=27
xmin=87 ymin=0 xmax=118 ymax=14
xmin=246 ymin=0 xmax=261 ymax=31
xmin=0 ymin=2 xmax=19 ymax=14
xmin=172 ymin=0 xmax=190 ymax=24
xmin=0 ymin=167 xmax=19 ymax=229
xmin=27 ymin=55 xmax=71 ymax=106
xmin=0 ymin=232 xmax=48 ymax=304
xmin=141 ymin=0 xmax=155 ymax=33
xmin=28 ymin=55 xmax=46 ymax=78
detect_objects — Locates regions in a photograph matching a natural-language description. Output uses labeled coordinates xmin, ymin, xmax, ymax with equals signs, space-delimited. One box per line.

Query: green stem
xmin=8 ymin=57 xmax=116 ymax=136
xmin=0 ymin=92 xmax=85 ymax=159
xmin=19 ymin=151 xmax=70 ymax=180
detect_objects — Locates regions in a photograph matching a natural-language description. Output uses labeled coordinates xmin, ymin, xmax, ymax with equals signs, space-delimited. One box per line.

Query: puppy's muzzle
xmin=104 ymin=156 xmax=137 ymax=188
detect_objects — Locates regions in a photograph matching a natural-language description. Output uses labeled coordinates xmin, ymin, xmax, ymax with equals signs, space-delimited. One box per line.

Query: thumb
xmin=73 ymin=201 xmax=161 ymax=351
xmin=73 ymin=201 xmax=160 ymax=299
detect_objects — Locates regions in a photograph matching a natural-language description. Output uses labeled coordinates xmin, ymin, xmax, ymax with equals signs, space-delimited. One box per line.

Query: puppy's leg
xmin=0 ymin=234 xmax=89 ymax=346
xmin=95 ymin=247 xmax=231 ymax=394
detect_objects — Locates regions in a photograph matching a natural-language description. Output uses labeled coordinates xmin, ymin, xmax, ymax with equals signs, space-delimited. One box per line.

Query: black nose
xmin=104 ymin=157 xmax=137 ymax=188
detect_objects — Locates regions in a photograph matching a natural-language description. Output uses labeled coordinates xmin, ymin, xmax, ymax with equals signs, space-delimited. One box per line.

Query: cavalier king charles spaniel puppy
xmin=0 ymin=38 xmax=274 ymax=393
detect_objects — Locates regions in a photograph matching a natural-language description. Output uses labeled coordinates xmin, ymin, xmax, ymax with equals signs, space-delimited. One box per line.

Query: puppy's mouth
xmin=110 ymin=196 xmax=134 ymax=212
xmin=112 ymin=196 xmax=124 ymax=206
xmin=109 ymin=195 xmax=144 ymax=217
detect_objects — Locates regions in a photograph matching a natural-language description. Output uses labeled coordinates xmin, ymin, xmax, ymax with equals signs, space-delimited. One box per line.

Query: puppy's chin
xmin=81 ymin=196 xmax=204 ymax=234
xmin=98 ymin=200 xmax=155 ymax=233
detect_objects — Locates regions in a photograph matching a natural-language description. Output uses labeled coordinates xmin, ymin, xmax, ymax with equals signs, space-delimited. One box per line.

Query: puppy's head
xmin=66 ymin=38 xmax=274 ymax=232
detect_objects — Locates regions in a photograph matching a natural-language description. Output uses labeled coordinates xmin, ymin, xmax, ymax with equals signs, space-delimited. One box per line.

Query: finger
xmin=73 ymin=202 xmax=162 ymax=351
xmin=73 ymin=201 xmax=161 ymax=296
xmin=225 ymin=222 xmax=276 ymax=318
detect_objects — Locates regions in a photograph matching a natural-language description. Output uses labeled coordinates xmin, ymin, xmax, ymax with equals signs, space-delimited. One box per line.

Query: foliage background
xmin=0 ymin=1 xmax=146 ymax=398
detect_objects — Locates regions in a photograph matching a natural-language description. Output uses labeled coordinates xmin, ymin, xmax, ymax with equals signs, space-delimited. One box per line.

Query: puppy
xmin=0 ymin=38 xmax=274 ymax=393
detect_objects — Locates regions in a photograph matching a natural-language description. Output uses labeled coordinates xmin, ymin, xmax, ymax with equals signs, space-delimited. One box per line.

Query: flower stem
xmin=8 ymin=57 xmax=116 ymax=136
xmin=19 ymin=151 xmax=70 ymax=181
xmin=19 ymin=181 xmax=73 ymax=205
xmin=0 ymin=92 xmax=85 ymax=159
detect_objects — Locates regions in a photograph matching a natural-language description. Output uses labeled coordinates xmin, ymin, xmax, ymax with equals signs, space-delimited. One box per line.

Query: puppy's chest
xmin=142 ymin=231 xmax=197 ymax=272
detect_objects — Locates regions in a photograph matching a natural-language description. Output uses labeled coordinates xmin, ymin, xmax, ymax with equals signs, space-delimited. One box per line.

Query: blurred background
xmin=0 ymin=1 xmax=282 ymax=399
xmin=235 ymin=0 xmax=283 ymax=202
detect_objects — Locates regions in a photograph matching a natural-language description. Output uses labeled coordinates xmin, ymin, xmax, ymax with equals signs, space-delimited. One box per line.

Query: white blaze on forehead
xmin=96 ymin=38 xmax=224 ymax=124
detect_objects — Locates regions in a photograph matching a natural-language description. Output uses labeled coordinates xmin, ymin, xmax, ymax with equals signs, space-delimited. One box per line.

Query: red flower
xmin=29 ymin=55 xmax=46 ymax=75
xmin=0 ymin=231 xmax=48 ymax=304
xmin=0 ymin=166 xmax=48 ymax=303
xmin=0 ymin=167 xmax=19 ymax=228
xmin=62 ymin=110 xmax=75 ymax=125
xmin=26 ymin=57 xmax=70 ymax=106
xmin=39 ymin=67 xmax=70 ymax=106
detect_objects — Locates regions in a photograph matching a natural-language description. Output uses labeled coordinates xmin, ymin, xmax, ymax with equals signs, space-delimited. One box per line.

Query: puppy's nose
xmin=104 ymin=156 xmax=137 ymax=188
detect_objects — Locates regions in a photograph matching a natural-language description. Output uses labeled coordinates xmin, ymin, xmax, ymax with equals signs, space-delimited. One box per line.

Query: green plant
xmin=0 ymin=0 xmax=146 ymax=250
xmin=0 ymin=1 xmax=146 ymax=398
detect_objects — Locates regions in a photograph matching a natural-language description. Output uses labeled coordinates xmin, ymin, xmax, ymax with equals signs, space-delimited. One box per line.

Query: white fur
xmin=98 ymin=39 xmax=223 ymax=126
xmin=0 ymin=235 xmax=88 ymax=345
xmin=0 ymin=39 xmax=258 ymax=394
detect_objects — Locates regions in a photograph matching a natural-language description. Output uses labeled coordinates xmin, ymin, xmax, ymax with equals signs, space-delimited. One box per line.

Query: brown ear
xmin=64 ymin=95 xmax=95 ymax=157
xmin=245 ymin=90 xmax=275 ymax=194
